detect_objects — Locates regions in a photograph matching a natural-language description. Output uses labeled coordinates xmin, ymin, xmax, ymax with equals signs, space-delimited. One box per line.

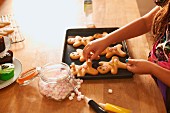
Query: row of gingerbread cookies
xmin=67 ymin=32 xmax=108 ymax=48
xmin=70 ymin=43 xmax=126 ymax=62
xmin=70 ymin=56 xmax=127 ymax=77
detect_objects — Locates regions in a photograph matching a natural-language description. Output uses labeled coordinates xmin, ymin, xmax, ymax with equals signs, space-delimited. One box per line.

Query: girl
xmin=83 ymin=0 xmax=170 ymax=111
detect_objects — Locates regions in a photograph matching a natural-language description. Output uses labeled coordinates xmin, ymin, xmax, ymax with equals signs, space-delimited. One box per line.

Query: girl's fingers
xmin=126 ymin=59 xmax=137 ymax=72
xmin=90 ymin=50 xmax=100 ymax=60
xmin=127 ymin=64 xmax=135 ymax=71
xmin=83 ymin=45 xmax=90 ymax=60
xmin=125 ymin=58 xmax=137 ymax=64
xmin=126 ymin=63 xmax=139 ymax=73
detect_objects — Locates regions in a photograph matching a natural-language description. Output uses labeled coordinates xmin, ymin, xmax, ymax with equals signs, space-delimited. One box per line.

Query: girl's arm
xmin=83 ymin=6 xmax=160 ymax=60
xmin=151 ymin=63 xmax=170 ymax=87
xmin=126 ymin=59 xmax=170 ymax=87
xmin=105 ymin=6 xmax=160 ymax=45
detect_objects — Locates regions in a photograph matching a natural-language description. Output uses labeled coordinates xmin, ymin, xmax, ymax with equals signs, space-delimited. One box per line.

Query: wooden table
xmin=0 ymin=0 xmax=166 ymax=113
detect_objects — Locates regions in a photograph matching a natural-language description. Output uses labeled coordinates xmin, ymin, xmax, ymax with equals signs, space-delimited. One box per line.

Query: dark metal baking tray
xmin=62 ymin=28 xmax=133 ymax=80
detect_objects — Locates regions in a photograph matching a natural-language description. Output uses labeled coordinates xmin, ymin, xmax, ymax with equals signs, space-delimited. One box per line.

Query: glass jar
xmin=17 ymin=62 xmax=78 ymax=101
xmin=38 ymin=63 xmax=77 ymax=101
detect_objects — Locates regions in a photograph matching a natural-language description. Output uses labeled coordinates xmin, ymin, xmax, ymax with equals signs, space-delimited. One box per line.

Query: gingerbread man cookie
xmin=70 ymin=49 xmax=100 ymax=62
xmin=67 ymin=36 xmax=83 ymax=47
xmin=97 ymin=56 xmax=127 ymax=74
xmin=70 ymin=49 xmax=85 ymax=62
xmin=67 ymin=36 xmax=94 ymax=47
xmin=0 ymin=21 xmax=10 ymax=28
xmin=70 ymin=60 xmax=98 ymax=77
xmin=101 ymin=44 xmax=126 ymax=58
xmin=93 ymin=32 xmax=108 ymax=39
xmin=0 ymin=29 xmax=14 ymax=36
xmin=82 ymin=36 xmax=94 ymax=46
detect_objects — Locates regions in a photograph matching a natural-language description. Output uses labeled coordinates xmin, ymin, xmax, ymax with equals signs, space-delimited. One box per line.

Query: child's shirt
xmin=148 ymin=25 xmax=170 ymax=111
xmin=155 ymin=33 xmax=170 ymax=62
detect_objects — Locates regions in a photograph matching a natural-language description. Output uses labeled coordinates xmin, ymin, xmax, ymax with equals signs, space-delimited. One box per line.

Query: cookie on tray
xmin=70 ymin=48 xmax=100 ymax=62
xmin=97 ymin=56 xmax=127 ymax=74
xmin=70 ymin=60 xmax=98 ymax=77
xmin=67 ymin=35 xmax=94 ymax=47
xmin=101 ymin=44 xmax=126 ymax=58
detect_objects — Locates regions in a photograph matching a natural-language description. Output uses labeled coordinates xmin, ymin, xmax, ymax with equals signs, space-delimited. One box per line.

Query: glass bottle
xmin=84 ymin=0 xmax=95 ymax=28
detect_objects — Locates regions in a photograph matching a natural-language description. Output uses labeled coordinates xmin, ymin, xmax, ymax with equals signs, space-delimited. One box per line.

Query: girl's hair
xmin=152 ymin=0 xmax=170 ymax=41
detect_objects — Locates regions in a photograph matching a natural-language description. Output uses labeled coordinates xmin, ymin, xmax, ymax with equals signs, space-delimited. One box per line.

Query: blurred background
xmin=0 ymin=0 xmax=156 ymax=46
xmin=137 ymin=0 xmax=155 ymax=16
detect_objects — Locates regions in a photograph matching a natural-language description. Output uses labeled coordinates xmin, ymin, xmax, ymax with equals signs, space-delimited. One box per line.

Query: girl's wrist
xmin=104 ymin=35 xmax=116 ymax=46
xmin=150 ymin=62 xmax=159 ymax=75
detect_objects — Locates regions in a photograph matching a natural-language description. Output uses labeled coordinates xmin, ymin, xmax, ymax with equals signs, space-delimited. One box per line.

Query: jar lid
xmin=40 ymin=63 xmax=71 ymax=83
xmin=16 ymin=62 xmax=71 ymax=85
xmin=16 ymin=67 xmax=39 ymax=85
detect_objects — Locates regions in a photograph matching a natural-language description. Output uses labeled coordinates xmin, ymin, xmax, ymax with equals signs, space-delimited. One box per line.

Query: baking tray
xmin=62 ymin=28 xmax=133 ymax=80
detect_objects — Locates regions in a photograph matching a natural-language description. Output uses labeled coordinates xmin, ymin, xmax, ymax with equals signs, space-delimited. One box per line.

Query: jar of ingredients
xmin=17 ymin=62 xmax=79 ymax=101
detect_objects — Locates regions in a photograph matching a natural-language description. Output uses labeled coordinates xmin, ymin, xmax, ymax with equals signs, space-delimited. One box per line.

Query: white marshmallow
xmin=77 ymin=96 xmax=82 ymax=101
xmin=108 ymin=89 xmax=113 ymax=94
xmin=71 ymin=93 xmax=75 ymax=97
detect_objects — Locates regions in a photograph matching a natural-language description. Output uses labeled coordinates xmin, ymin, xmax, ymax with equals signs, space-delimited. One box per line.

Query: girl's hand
xmin=126 ymin=59 xmax=155 ymax=74
xmin=83 ymin=38 xmax=109 ymax=61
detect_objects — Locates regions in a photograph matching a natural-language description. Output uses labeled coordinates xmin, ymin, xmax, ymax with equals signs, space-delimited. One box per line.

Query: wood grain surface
xmin=0 ymin=0 xmax=166 ymax=113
